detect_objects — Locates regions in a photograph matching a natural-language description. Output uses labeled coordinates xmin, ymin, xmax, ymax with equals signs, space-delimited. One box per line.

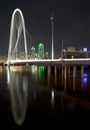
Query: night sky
xmin=0 ymin=0 xmax=90 ymax=58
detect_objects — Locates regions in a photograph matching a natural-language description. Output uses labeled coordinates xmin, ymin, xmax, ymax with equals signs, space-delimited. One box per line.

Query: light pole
xmin=61 ymin=40 xmax=64 ymax=59
xmin=50 ymin=13 xmax=54 ymax=60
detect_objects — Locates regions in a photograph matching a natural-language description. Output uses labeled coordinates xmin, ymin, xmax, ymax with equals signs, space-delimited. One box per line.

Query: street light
xmin=50 ymin=13 xmax=54 ymax=60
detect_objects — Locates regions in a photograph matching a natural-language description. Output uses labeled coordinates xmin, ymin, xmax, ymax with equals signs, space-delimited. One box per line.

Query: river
xmin=0 ymin=65 xmax=90 ymax=128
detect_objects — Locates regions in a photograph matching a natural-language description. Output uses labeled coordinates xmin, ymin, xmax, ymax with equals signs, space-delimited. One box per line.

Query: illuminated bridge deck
xmin=5 ymin=58 xmax=90 ymax=66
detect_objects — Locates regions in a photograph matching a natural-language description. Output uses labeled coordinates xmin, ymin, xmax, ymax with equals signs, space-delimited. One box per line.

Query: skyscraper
xmin=38 ymin=43 xmax=44 ymax=59
xmin=31 ymin=46 xmax=35 ymax=59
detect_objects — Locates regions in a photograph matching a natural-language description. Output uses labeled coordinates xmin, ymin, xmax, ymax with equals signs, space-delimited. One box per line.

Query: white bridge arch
xmin=7 ymin=8 xmax=28 ymax=64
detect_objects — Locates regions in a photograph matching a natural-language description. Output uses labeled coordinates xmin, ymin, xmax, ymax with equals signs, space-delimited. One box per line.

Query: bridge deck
xmin=5 ymin=58 xmax=90 ymax=66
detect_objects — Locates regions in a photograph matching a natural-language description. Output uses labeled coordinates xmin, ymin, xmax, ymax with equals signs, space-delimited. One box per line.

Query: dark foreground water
xmin=0 ymin=65 xmax=90 ymax=129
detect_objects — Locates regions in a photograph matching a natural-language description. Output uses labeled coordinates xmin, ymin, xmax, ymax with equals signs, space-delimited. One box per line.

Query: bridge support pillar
xmin=47 ymin=66 xmax=51 ymax=85
xmin=81 ymin=65 xmax=84 ymax=78
xmin=54 ymin=65 xmax=57 ymax=85
xmin=64 ymin=78 xmax=66 ymax=92
xmin=73 ymin=78 xmax=75 ymax=91
xmin=64 ymin=65 xmax=67 ymax=79
xmin=81 ymin=77 xmax=84 ymax=90
xmin=26 ymin=63 xmax=29 ymax=70
xmin=68 ymin=66 xmax=70 ymax=77
xmin=73 ymin=65 xmax=76 ymax=78
xmin=62 ymin=65 xmax=64 ymax=77
xmin=54 ymin=65 xmax=57 ymax=76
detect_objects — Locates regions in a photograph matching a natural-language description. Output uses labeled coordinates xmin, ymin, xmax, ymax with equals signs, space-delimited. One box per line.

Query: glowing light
xmin=83 ymin=73 xmax=88 ymax=78
xmin=52 ymin=89 xmax=54 ymax=99
xmin=31 ymin=65 xmax=37 ymax=75
xmin=51 ymin=89 xmax=55 ymax=108
xmin=7 ymin=70 xmax=28 ymax=125
xmin=71 ymin=55 xmax=74 ymax=59
xmin=83 ymin=78 xmax=88 ymax=87
xmin=5 ymin=57 xmax=90 ymax=66
xmin=7 ymin=68 xmax=10 ymax=84
xmin=8 ymin=8 xmax=27 ymax=64
xmin=38 ymin=66 xmax=44 ymax=78
xmin=38 ymin=43 xmax=44 ymax=59
xmin=83 ymin=48 xmax=87 ymax=52
xmin=0 ymin=66 xmax=2 ymax=73
xmin=83 ymin=73 xmax=88 ymax=87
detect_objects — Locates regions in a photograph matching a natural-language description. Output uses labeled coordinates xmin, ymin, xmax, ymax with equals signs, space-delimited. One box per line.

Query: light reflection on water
xmin=51 ymin=89 xmax=55 ymax=110
xmin=83 ymin=73 xmax=88 ymax=87
xmin=6 ymin=67 xmax=28 ymax=126
xmin=3 ymin=65 xmax=90 ymax=125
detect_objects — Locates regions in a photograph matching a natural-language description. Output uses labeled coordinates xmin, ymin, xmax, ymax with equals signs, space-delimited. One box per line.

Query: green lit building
xmin=38 ymin=43 xmax=44 ymax=59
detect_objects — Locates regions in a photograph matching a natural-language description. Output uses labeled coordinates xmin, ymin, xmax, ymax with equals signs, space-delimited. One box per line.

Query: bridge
xmin=6 ymin=8 xmax=90 ymax=66
xmin=5 ymin=8 xmax=90 ymax=79
xmin=5 ymin=58 xmax=90 ymax=66
xmin=5 ymin=8 xmax=90 ymax=66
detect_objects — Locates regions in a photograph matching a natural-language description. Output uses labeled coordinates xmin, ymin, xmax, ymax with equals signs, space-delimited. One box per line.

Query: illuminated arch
xmin=7 ymin=8 xmax=27 ymax=63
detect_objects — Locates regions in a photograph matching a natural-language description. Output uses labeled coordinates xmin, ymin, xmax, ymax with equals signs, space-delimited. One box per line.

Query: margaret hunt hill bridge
xmin=5 ymin=8 xmax=90 ymax=79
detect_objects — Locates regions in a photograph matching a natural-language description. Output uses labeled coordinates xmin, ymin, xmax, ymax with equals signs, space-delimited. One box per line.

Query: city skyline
xmin=0 ymin=0 xmax=90 ymax=58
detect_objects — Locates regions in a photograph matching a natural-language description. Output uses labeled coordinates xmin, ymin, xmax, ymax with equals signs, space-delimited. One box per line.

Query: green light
xmin=38 ymin=43 xmax=44 ymax=59
xmin=39 ymin=43 xmax=44 ymax=47
xmin=38 ymin=66 xmax=45 ymax=78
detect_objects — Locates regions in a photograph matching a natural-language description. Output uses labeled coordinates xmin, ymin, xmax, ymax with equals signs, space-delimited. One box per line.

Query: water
xmin=0 ymin=65 xmax=90 ymax=128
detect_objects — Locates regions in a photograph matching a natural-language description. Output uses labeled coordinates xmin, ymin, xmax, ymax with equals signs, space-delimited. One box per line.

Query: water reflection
xmin=63 ymin=76 xmax=86 ymax=92
xmin=30 ymin=65 xmax=38 ymax=82
xmin=3 ymin=65 xmax=90 ymax=125
xmin=29 ymin=65 xmax=45 ymax=81
xmin=6 ymin=68 xmax=28 ymax=126
xmin=73 ymin=78 xmax=75 ymax=91
xmin=51 ymin=89 xmax=55 ymax=111
xmin=83 ymin=73 xmax=88 ymax=87
xmin=38 ymin=66 xmax=44 ymax=79
xmin=64 ymin=78 xmax=66 ymax=92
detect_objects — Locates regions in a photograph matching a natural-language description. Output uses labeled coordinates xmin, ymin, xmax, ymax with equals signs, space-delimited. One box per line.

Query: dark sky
xmin=0 ymin=0 xmax=90 ymax=58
